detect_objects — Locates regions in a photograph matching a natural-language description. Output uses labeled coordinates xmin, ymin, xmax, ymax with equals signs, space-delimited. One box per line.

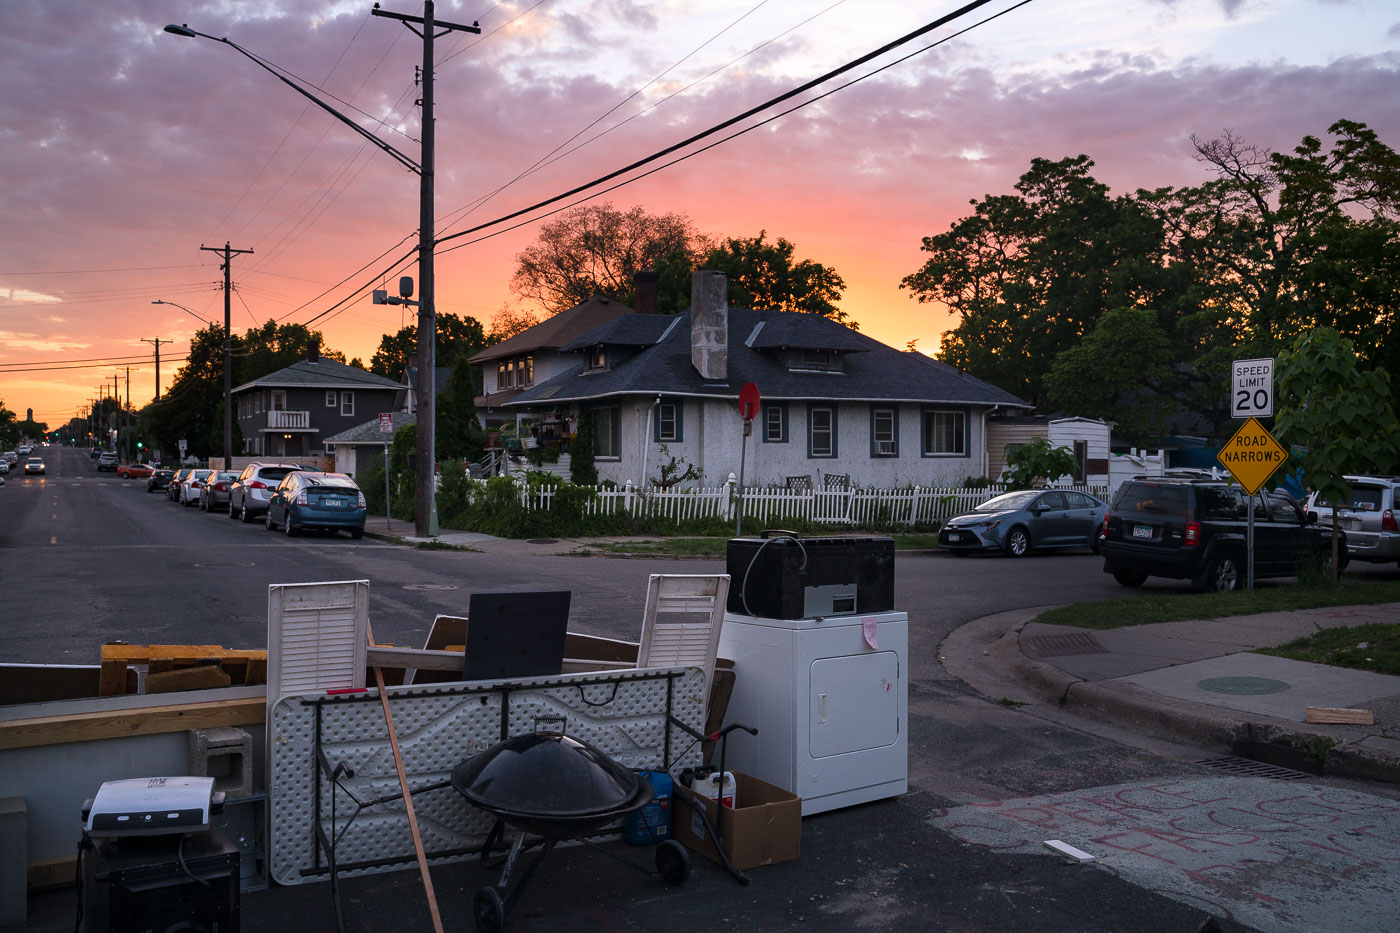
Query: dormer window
xmin=801 ymin=348 xmax=834 ymax=366
xmin=788 ymin=347 xmax=843 ymax=372
xmin=588 ymin=346 xmax=607 ymax=371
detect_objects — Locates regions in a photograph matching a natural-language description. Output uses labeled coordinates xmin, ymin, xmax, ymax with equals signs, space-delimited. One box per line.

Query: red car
xmin=116 ymin=463 xmax=155 ymax=479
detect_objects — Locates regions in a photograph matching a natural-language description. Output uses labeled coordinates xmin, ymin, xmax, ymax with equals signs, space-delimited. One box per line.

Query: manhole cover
xmin=1194 ymin=756 xmax=1309 ymax=780
xmin=193 ymin=561 xmax=256 ymax=568
xmin=1197 ymin=676 xmax=1290 ymax=695
xmin=1022 ymin=633 xmax=1109 ymax=658
xmin=402 ymin=583 xmax=459 ymax=591
xmin=527 ymin=538 xmax=560 ymax=544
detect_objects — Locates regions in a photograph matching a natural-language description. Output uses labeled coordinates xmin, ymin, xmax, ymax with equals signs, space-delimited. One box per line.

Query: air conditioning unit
xmin=876 ymin=441 xmax=895 ymax=456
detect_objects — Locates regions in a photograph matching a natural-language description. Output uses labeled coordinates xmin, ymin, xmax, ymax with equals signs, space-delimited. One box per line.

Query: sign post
xmin=735 ymin=383 xmax=760 ymax=538
xmin=1216 ymin=417 xmax=1288 ymax=590
xmin=379 ymin=413 xmax=395 ymax=529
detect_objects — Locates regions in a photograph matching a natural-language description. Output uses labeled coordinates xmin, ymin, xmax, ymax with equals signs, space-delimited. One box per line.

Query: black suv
xmin=1100 ymin=478 xmax=1344 ymax=592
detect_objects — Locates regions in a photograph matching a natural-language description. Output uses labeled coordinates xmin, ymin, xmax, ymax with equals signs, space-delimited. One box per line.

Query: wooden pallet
xmin=98 ymin=643 xmax=268 ymax=696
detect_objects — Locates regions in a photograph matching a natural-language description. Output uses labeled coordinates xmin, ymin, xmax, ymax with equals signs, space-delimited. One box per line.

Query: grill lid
xmin=451 ymin=720 xmax=641 ymax=819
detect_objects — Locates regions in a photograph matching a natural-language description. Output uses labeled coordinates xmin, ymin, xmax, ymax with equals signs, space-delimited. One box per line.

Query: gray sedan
xmin=938 ymin=488 xmax=1107 ymax=557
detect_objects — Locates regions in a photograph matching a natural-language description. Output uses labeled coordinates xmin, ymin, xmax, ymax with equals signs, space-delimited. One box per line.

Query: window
xmin=593 ymin=407 xmax=621 ymax=458
xmin=763 ymin=403 xmax=788 ymax=443
xmin=271 ymin=390 xmax=286 ymax=411
xmin=588 ymin=346 xmax=607 ymax=371
xmin=871 ymin=407 xmax=897 ymax=457
xmin=326 ymin=390 xmax=337 ymax=408
xmin=800 ymin=349 xmax=833 ymax=366
xmin=517 ymin=356 xmax=534 ymax=387
xmin=1073 ymin=440 xmax=1088 ymax=483
xmin=808 ymin=405 xmax=836 ymax=458
xmin=255 ymin=393 xmax=263 ymax=413
xmin=654 ymin=399 xmax=682 ymax=442
xmin=340 ymin=391 xmax=354 ymax=416
xmin=1037 ymin=491 xmax=1066 ymax=511
xmin=497 ymin=360 xmax=512 ymax=389
xmin=921 ymin=410 xmax=965 ymax=456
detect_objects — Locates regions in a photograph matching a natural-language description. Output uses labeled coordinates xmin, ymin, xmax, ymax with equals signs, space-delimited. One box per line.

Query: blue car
xmin=939 ymin=488 xmax=1107 ymax=557
xmin=265 ymin=471 xmax=367 ymax=539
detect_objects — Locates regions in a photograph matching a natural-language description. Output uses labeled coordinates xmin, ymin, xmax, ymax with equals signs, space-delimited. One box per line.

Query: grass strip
xmin=1035 ymin=580 xmax=1400 ymax=630
xmin=1258 ymin=623 xmax=1400 ymax=677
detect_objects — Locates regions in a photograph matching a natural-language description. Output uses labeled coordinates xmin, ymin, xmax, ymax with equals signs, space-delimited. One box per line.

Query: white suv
xmin=1305 ymin=476 xmax=1400 ymax=567
xmin=228 ymin=462 xmax=303 ymax=523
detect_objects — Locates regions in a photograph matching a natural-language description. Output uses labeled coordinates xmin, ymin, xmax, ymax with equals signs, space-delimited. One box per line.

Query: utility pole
xmin=125 ymin=367 xmax=132 ymax=462
xmin=141 ymin=337 xmax=168 ymax=401
xmin=372 ymin=1 xmax=479 ymax=539
xmin=201 ymin=241 xmax=253 ymax=467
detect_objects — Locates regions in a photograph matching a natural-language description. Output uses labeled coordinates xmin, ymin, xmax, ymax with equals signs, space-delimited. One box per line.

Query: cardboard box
xmin=673 ymin=772 xmax=801 ymax=870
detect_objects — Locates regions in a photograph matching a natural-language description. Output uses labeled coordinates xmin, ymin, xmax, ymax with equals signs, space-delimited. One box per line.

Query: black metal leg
xmin=500 ymin=838 xmax=555 ymax=915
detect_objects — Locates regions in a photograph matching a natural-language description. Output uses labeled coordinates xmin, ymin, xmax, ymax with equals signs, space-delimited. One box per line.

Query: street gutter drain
xmin=1194 ymin=757 xmax=1310 ymax=780
xmin=1022 ymin=633 xmax=1109 ymax=658
xmin=402 ymin=583 xmax=459 ymax=590
xmin=527 ymin=538 xmax=560 ymax=544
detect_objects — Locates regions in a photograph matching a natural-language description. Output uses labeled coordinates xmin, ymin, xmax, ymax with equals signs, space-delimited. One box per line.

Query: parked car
xmin=1100 ymin=478 xmax=1344 ymax=592
xmin=116 ymin=463 xmax=154 ymax=479
xmin=147 ymin=469 xmax=176 ymax=493
xmin=939 ymin=488 xmax=1107 ymax=557
xmin=228 ymin=462 xmax=303 ymax=523
xmin=179 ymin=469 xmax=215 ymax=507
xmin=166 ymin=469 xmax=193 ymax=501
xmin=96 ymin=452 xmax=119 ymax=472
xmin=0 ymin=460 xmax=8 ymax=475
xmin=265 ymin=471 xmax=367 ymax=538
xmin=3 ymin=451 xmax=17 ymax=465
xmin=199 ymin=471 xmax=241 ymax=512
xmin=89 ymin=447 xmax=102 ymax=459
xmin=17 ymin=445 xmax=31 ymax=457
xmin=1305 ymin=475 xmax=1400 ymax=567
xmin=24 ymin=456 xmax=45 ymax=475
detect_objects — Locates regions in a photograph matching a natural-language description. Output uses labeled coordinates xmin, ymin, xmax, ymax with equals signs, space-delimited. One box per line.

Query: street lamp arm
xmin=163 ymin=25 xmax=422 ymax=175
xmin=151 ymin=299 xmax=215 ymax=327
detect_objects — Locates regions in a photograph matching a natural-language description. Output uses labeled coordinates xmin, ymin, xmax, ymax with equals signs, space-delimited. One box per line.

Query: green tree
xmin=1275 ymin=327 xmax=1400 ymax=582
xmin=570 ymin=411 xmax=598 ymax=485
xmin=436 ymin=357 xmax=486 ymax=462
xmin=141 ymin=326 xmax=229 ymax=459
xmin=1002 ymin=437 xmax=1083 ymax=490
xmin=235 ymin=320 xmax=343 ymax=384
xmin=0 ymin=400 xmax=17 ymax=448
xmin=369 ymin=313 xmax=491 ymax=382
xmin=701 ymin=231 xmax=853 ymax=325
xmin=511 ymin=203 xmax=706 ymax=315
xmin=1044 ymin=307 xmax=1176 ymax=442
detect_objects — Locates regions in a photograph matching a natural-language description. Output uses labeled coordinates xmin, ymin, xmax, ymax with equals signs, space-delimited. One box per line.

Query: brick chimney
xmin=690 ymin=269 xmax=727 ymax=382
xmin=307 ymin=340 xmax=320 ymax=363
xmin=633 ymin=268 xmax=658 ymax=314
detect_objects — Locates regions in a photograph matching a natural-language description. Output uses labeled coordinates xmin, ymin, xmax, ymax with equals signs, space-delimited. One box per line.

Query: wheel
xmin=240 ymin=501 xmax=253 ymax=523
xmin=228 ymin=500 xmax=239 ymax=519
xmin=656 ymin=839 xmax=691 ymax=886
xmin=473 ymin=886 xmax=505 ymax=933
xmin=1004 ymin=526 xmax=1031 ymax=558
xmin=1112 ymin=567 xmax=1148 ymax=587
xmin=1197 ymin=553 xmax=1241 ymax=593
xmin=349 ymin=528 xmax=364 ymax=540
xmin=1091 ymin=535 xmax=1101 ymax=555
xmin=265 ymin=509 xmax=276 ymax=530
xmin=284 ymin=513 xmax=297 ymax=537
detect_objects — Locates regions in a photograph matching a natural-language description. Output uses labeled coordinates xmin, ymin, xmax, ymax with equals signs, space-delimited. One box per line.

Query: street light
xmin=164 ymin=5 xmax=478 ymax=537
xmin=151 ymin=299 xmax=214 ymax=327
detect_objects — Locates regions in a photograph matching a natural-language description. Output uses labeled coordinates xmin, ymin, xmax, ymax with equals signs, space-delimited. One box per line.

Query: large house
xmin=231 ymin=346 xmax=402 ymax=459
xmin=503 ymin=270 xmax=1030 ymax=488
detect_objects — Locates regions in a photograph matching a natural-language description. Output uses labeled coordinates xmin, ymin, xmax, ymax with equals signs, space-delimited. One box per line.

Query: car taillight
xmin=215 ymin=482 xmax=228 ymax=491
xmin=357 ymin=492 xmax=366 ymax=508
xmin=250 ymin=480 xmax=267 ymax=489
xmin=1101 ymin=512 xmax=1110 ymax=537
xmin=295 ymin=490 xmax=308 ymax=506
xmin=1184 ymin=521 xmax=1201 ymax=546
xmin=191 ymin=480 xmax=201 ymax=488
xmin=1384 ymin=509 xmax=1398 ymax=533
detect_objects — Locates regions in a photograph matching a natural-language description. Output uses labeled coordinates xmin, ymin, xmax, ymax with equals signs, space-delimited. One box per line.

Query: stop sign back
xmin=737 ymin=382 xmax=760 ymax=421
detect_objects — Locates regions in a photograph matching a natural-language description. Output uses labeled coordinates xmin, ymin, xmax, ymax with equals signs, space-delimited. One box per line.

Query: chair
xmin=636 ymin=574 xmax=730 ymax=689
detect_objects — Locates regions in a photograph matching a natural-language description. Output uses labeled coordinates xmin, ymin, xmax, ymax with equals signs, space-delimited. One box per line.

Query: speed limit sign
xmin=1231 ymin=358 xmax=1273 ymax=419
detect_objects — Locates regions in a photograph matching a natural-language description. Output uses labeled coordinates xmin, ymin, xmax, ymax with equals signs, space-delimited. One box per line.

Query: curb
xmin=1000 ymin=620 xmax=1400 ymax=785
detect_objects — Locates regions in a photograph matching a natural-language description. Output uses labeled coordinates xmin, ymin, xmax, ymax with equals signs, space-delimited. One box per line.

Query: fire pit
xmin=451 ymin=717 xmax=690 ymax=933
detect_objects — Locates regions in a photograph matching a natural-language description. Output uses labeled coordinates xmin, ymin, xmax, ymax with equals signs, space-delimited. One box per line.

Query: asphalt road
xmin=7 ymin=445 xmax=1400 ymax=933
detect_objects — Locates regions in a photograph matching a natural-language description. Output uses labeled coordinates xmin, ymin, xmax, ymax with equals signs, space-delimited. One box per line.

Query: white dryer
xmin=717 ymin=610 xmax=907 ymax=816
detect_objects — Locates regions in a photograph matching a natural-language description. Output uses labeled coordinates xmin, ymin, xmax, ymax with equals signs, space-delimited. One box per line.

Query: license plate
xmin=324 ymin=498 xmax=342 ymax=507
xmin=1132 ymin=525 xmax=1153 ymax=539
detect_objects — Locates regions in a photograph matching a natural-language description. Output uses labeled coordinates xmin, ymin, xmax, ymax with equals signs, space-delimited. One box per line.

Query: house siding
xmin=235 ymin=385 xmax=398 ymax=459
xmin=986 ymin=422 xmax=1047 ymax=481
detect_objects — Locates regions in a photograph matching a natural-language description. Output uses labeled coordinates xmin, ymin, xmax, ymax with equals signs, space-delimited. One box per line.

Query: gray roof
xmin=506 ymin=309 xmax=1030 ymax=408
xmin=323 ymin=411 xmax=417 ymax=445
xmin=233 ymin=358 xmax=401 ymax=394
xmin=469 ymin=295 xmax=632 ymax=363
xmin=559 ymin=314 xmax=677 ymax=351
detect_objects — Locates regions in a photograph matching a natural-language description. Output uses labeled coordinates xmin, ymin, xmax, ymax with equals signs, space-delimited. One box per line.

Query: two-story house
xmin=231 ymin=345 xmax=402 ymax=459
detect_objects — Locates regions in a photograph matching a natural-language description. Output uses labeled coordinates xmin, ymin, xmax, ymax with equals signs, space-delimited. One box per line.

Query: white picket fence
xmin=506 ymin=479 xmax=1109 ymax=527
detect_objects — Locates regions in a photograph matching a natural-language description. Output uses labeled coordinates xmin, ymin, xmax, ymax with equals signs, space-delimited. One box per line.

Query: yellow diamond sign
xmin=1216 ymin=417 xmax=1288 ymax=495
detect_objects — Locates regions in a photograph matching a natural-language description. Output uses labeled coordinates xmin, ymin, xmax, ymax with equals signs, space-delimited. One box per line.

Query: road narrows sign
xmin=1216 ymin=417 xmax=1288 ymax=495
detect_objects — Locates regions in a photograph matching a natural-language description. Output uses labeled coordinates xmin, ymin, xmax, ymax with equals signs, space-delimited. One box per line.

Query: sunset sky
xmin=2 ymin=0 xmax=1397 ymax=429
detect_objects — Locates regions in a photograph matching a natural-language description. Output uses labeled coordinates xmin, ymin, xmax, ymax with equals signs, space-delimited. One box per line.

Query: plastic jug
xmin=624 ymin=771 xmax=672 ymax=845
xmin=689 ymin=770 xmax=736 ymax=809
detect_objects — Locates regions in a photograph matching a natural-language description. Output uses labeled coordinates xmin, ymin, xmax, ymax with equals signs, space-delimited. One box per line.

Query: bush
xmin=570 ymin=411 xmax=598 ymax=485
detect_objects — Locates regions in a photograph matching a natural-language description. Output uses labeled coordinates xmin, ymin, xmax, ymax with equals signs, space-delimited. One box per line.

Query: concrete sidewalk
xmin=997 ymin=601 xmax=1400 ymax=782
xmin=359 ymin=516 xmax=723 ymax=558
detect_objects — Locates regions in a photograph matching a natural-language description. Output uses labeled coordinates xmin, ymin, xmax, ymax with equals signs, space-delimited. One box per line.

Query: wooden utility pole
xmin=141 ymin=337 xmax=168 ymax=401
xmin=200 ymin=241 xmax=253 ymax=466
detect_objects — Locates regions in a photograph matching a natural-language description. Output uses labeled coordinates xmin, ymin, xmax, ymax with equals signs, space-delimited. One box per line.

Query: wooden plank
xmin=28 ymin=855 xmax=77 ymax=891
xmin=0 ymin=697 xmax=264 ymax=750
xmin=98 ymin=661 xmax=129 ymax=697
xmin=101 ymin=644 xmax=226 ymax=662
xmin=145 ymin=665 xmax=232 ymax=694
xmin=244 ymin=656 xmax=268 ymax=685
xmin=1305 ymin=707 xmax=1374 ymax=725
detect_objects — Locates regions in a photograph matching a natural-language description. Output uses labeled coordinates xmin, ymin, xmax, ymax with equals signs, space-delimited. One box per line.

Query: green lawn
xmin=1259 ymin=623 xmax=1400 ymax=677
xmin=576 ymin=533 xmax=941 ymax=557
xmin=1035 ymin=580 xmax=1400 ymax=630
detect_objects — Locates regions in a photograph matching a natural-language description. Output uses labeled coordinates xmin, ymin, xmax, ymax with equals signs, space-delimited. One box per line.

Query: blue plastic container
xmin=624 ymin=771 xmax=672 ymax=845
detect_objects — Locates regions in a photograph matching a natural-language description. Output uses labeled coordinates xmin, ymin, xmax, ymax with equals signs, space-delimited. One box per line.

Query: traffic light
xmin=136 ymin=441 xmax=143 ymax=450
